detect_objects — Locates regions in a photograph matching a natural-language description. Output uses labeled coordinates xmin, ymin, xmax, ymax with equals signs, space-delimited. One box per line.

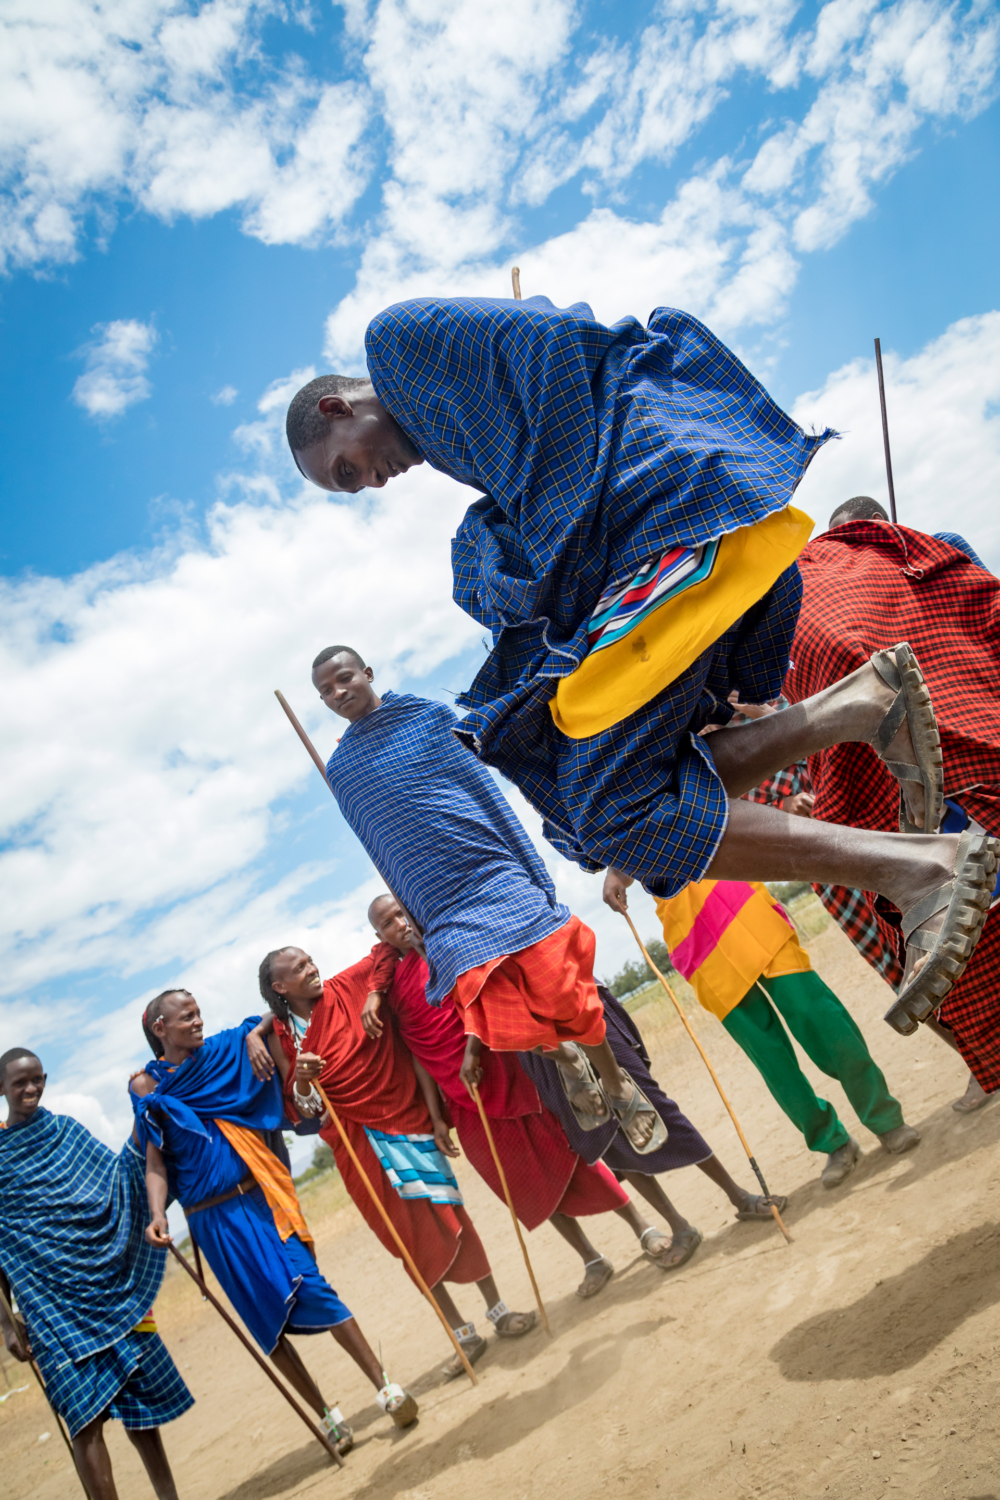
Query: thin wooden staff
xmin=273 ymin=689 xmax=478 ymax=1385
xmin=874 ymin=337 xmax=898 ymax=524
xmin=619 ymin=912 xmax=793 ymax=1245
xmin=511 ymin=265 xmax=522 ymax=299
xmin=167 ymin=1243 xmax=344 ymax=1466
xmin=0 ymin=1281 xmax=89 ymax=1495
xmin=469 ymin=1082 xmax=550 ymax=1336
xmin=310 ymin=1082 xmax=478 ymax=1383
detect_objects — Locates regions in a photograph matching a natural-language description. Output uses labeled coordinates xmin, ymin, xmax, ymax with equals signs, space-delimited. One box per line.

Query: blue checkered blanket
xmin=325 ymin=692 xmax=569 ymax=1000
xmin=0 ymin=1109 xmax=165 ymax=1370
xmin=366 ymin=294 xmax=831 ymax=747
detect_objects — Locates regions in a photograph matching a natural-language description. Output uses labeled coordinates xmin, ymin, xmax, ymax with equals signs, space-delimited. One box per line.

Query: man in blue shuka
xmin=130 ymin=988 xmax=418 ymax=1456
xmin=0 ymin=1046 xmax=191 ymax=1500
xmin=286 ymin=292 xmax=997 ymax=1034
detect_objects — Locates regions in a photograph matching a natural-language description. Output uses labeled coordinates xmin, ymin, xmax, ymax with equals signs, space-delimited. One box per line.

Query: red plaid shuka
xmin=748 ymin=763 xmax=904 ymax=990
xmin=784 ymin=521 xmax=1000 ymax=1090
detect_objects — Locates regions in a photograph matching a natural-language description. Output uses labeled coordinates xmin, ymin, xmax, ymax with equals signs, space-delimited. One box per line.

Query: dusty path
xmin=4 ymin=906 xmax=1000 ymax=1500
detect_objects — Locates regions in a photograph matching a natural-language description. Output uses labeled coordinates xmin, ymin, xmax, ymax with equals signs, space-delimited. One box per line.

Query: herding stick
xmin=167 ymin=1243 xmax=345 ymax=1466
xmin=619 ymin=912 xmax=793 ymax=1245
xmin=873 ymin=337 xmax=898 ymax=524
xmin=469 ymin=1082 xmax=551 ymax=1336
xmin=0 ymin=1281 xmax=89 ymax=1495
xmin=511 ymin=266 xmax=522 ymax=300
xmin=273 ymin=690 xmax=478 ymax=1385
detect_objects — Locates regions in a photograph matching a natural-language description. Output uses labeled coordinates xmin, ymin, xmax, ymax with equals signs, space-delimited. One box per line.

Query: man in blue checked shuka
xmin=287 ymin=294 xmax=998 ymax=1036
xmin=130 ymin=989 xmax=417 ymax=1456
xmin=0 ymin=1046 xmax=191 ymax=1500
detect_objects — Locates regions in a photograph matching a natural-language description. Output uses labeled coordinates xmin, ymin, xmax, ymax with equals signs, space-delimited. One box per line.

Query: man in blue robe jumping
xmin=286 ymin=293 xmax=997 ymax=1037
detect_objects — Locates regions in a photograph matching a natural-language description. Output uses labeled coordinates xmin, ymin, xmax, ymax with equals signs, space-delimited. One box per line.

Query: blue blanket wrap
xmin=366 ymin=296 xmax=825 ymax=895
xmin=131 ymin=1022 xmax=350 ymax=1353
xmin=0 ymin=1108 xmax=192 ymax=1434
xmin=326 ymin=692 xmax=569 ymax=1001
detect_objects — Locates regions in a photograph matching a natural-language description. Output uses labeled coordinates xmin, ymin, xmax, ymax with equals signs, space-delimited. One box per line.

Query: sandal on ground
xmin=443 ymin=1327 xmax=489 ymax=1380
xmin=640 ymin=1224 xmax=702 ymax=1271
xmin=736 ymin=1192 xmax=789 ymax=1220
xmin=607 ymin=1074 xmax=668 ymax=1156
xmin=321 ymin=1407 xmax=354 ymax=1455
xmin=953 ymin=1073 xmax=994 ymax=1113
xmin=885 ymin=826 xmax=1000 ymax=1035
xmin=488 ymin=1303 xmax=538 ymax=1339
xmin=376 ymin=1382 xmax=418 ymax=1428
xmin=869 ymin=643 xmax=944 ymax=834
xmin=576 ymin=1255 xmax=614 ymax=1298
xmin=556 ymin=1045 xmax=609 ymax=1130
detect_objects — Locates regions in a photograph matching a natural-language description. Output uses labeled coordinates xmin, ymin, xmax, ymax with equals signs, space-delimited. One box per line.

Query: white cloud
xmin=72 ymin=317 xmax=158 ymax=419
xmin=212 ymin=383 xmax=239 ymax=405
xmin=793 ymin=311 xmax=1000 ymax=568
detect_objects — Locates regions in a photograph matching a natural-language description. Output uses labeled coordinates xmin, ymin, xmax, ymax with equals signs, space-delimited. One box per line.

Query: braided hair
xmin=258 ymin=950 xmax=294 ymax=1024
xmin=142 ymin=989 xmax=191 ymax=1059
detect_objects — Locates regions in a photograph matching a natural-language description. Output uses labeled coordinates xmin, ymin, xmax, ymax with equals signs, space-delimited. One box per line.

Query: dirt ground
xmin=4 ymin=902 xmax=1000 ymax=1500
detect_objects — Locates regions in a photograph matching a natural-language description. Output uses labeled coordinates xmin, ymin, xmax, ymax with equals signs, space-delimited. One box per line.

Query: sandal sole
xmin=885 ymin=645 xmax=944 ymax=834
xmin=885 ymin=835 xmax=999 ymax=1035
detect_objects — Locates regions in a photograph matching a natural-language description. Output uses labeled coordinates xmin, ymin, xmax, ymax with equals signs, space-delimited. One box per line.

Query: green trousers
xmin=722 ymin=969 xmax=903 ymax=1154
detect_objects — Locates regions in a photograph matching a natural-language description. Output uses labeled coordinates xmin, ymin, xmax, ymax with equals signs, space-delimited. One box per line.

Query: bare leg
xmin=475 ymin=1273 xmax=501 ymax=1310
xmin=72 ymin=1414 xmax=118 ymax=1500
xmin=329 ymin=1317 xmax=384 ymax=1389
xmin=618 ymin=1175 xmax=704 ymax=1268
xmin=428 ymin=1282 xmax=466 ymax=1329
xmin=270 ymin=1335 xmax=328 ymax=1418
xmin=549 ymin=1210 xmax=613 ymax=1296
xmin=621 ymin=1172 xmax=692 ymax=1236
xmin=125 ymin=1428 xmax=179 ymax=1500
xmin=707 ymin=660 xmax=925 ymax=821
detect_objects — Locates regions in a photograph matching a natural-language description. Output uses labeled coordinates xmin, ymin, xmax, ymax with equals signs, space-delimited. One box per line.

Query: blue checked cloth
xmin=366 ymin=294 xmax=831 ymax=748
xmin=0 ymin=1109 xmax=167 ymax=1382
xmin=325 ymin=692 xmax=569 ymax=1001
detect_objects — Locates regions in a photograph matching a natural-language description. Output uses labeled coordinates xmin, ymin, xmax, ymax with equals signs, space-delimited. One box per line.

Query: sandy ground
xmin=4 ymin=901 xmax=1000 ymax=1500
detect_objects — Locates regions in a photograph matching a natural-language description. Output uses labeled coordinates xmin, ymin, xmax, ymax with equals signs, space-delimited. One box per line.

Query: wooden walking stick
xmin=511 ymin=265 xmax=522 ymax=300
xmin=874 ymin=337 xmax=898 ymax=524
xmin=0 ymin=1282 xmax=89 ymax=1495
xmin=309 ymin=1083 xmax=478 ymax=1383
xmin=619 ymin=912 xmax=793 ymax=1245
xmin=167 ymin=1243 xmax=344 ymax=1466
xmin=469 ymin=1082 xmax=551 ymax=1336
xmin=272 ymin=690 xmax=478 ymax=1385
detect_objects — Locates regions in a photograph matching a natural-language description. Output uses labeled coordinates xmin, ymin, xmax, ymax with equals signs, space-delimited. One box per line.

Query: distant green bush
xmin=766 ymin=881 xmax=813 ymax=903
xmin=604 ymin=937 xmax=677 ymax=999
xmin=294 ymin=1141 xmax=337 ymax=1186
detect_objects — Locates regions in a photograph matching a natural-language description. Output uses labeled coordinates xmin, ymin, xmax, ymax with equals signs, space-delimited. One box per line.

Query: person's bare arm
xmin=361 ymin=990 xmax=385 ymax=1039
xmin=247 ymin=1014 xmax=276 ymax=1080
xmin=458 ymin=1035 xmax=483 ymax=1095
xmin=411 ymin=1055 xmax=459 ymax=1158
xmin=267 ymin=1030 xmax=291 ymax=1085
xmin=145 ymin=1138 xmax=172 ymax=1247
xmin=0 ymin=1265 xmax=30 ymax=1362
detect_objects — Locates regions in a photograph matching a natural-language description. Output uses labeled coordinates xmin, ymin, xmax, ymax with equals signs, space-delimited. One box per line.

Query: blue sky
xmin=1 ymin=0 xmax=998 ymax=1149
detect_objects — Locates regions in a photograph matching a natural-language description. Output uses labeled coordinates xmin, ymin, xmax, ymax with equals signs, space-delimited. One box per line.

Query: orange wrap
xmin=215 ymin=1119 xmax=314 ymax=1251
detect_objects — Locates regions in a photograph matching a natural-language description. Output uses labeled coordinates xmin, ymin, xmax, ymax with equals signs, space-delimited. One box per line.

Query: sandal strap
xmin=871 ymin=687 xmax=909 ymax=757
xmin=870 ymin=646 xmax=903 ymax=693
xmin=881 ymin=758 xmax=923 ymax=784
xmin=639 ymin=1227 xmax=661 ymax=1245
xmin=902 ymin=884 xmax=953 ymax=940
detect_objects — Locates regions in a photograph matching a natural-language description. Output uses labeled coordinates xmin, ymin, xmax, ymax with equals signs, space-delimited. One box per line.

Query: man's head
xmin=286 ymin=374 xmax=422 ymax=495
xmin=0 ymin=1049 xmax=45 ymax=1124
xmin=312 ymin=645 xmax=380 ymax=724
xmin=368 ymin=893 xmax=414 ymax=953
xmin=143 ymin=989 xmax=203 ymax=1062
xmin=829 ymin=495 xmax=889 ymax=529
xmin=259 ymin=947 xmax=323 ymax=1023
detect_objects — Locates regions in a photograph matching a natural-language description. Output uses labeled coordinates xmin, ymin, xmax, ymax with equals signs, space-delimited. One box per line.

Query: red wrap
xmin=387 ymin=950 xmax=627 ymax=1229
xmin=275 ymin=943 xmax=489 ymax=1288
xmin=785 ymin=522 xmax=1000 ymax=1090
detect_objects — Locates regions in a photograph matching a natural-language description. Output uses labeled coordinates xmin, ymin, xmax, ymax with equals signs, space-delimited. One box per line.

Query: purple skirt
xmin=518 ymin=987 xmax=712 ymax=1175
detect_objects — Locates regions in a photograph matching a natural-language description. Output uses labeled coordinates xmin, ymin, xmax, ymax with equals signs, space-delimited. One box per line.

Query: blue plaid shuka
xmin=0 ymin=1109 xmax=192 ymax=1437
xmin=366 ymin=295 xmax=828 ymax=895
xmin=325 ymin=692 xmax=570 ymax=1001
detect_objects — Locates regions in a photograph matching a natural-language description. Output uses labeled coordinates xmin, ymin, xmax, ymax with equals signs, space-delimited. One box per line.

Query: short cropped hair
xmin=0 ymin=1047 xmax=40 ymax=1083
xmin=142 ymin=988 xmax=191 ymax=1059
xmin=829 ymin=495 xmax=889 ymax=527
xmin=286 ymin=375 xmax=371 ymax=454
xmin=312 ymin=645 xmax=366 ymax=671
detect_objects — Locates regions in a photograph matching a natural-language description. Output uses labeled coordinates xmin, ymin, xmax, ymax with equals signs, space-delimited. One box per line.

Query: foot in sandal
xmin=576 ymin=1255 xmax=614 ymax=1298
xmin=639 ymin=1224 xmax=702 ymax=1271
xmin=603 ymin=1074 xmax=667 ymax=1154
xmin=867 ymin=643 xmax=944 ymax=833
xmin=734 ymin=1189 xmax=789 ymax=1219
xmin=953 ymin=1072 xmax=994 ymax=1113
xmin=377 ymin=1383 xmax=419 ymax=1428
xmin=555 ymin=1044 xmax=609 ymax=1129
xmin=885 ymin=827 xmax=1000 ymax=1034
xmin=442 ymin=1324 xmax=489 ymax=1380
xmin=486 ymin=1302 xmax=537 ymax=1339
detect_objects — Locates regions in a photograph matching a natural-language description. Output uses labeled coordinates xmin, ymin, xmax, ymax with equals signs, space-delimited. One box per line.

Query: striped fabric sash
xmin=588 ymin=540 xmax=720 ymax=651
xmin=364 ymin=1128 xmax=464 ymax=1206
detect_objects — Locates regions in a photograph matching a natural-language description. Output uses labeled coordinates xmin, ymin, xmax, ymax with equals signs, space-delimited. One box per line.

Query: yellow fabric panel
xmin=132 ymin=1313 xmax=157 ymax=1333
xmin=654 ymin=880 xmax=812 ymax=1021
xmin=215 ymin=1119 xmax=314 ymax=1251
xmin=550 ymin=505 xmax=814 ymax=739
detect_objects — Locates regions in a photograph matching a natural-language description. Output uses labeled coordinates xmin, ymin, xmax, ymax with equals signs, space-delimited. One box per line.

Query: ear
xmin=365 ymin=665 xmax=374 ymax=682
xmin=317 ymin=393 xmax=354 ymax=419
